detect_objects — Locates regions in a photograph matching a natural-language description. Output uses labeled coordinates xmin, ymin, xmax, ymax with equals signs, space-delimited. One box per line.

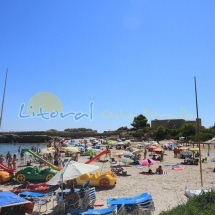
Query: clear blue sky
xmin=0 ymin=0 xmax=214 ymax=132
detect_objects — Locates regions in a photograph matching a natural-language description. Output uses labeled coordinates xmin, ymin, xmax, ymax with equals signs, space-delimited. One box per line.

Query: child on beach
xmin=156 ymin=166 xmax=163 ymax=175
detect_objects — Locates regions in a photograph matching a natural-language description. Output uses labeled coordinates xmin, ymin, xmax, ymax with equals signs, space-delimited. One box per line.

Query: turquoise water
xmin=0 ymin=143 xmax=47 ymax=157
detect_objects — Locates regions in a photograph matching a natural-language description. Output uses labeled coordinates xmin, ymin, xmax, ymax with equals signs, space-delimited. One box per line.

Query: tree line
xmin=116 ymin=114 xmax=215 ymax=142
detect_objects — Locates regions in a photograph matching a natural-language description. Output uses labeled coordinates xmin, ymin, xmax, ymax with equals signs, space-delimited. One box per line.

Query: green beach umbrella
xmin=188 ymin=147 xmax=199 ymax=152
xmin=107 ymin=140 xmax=116 ymax=146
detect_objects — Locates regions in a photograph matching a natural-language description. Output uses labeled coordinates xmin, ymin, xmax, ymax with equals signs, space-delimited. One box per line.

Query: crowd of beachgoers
xmin=1 ymin=137 xmax=215 ymax=215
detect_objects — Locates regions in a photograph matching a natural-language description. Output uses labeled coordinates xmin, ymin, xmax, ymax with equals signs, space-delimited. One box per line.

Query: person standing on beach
xmin=0 ymin=155 xmax=4 ymax=164
xmin=12 ymin=154 xmax=17 ymax=169
xmin=144 ymin=148 xmax=148 ymax=159
xmin=20 ymin=150 xmax=24 ymax=161
xmin=6 ymin=151 xmax=11 ymax=162
xmin=7 ymin=154 xmax=12 ymax=169
xmin=74 ymin=152 xmax=79 ymax=162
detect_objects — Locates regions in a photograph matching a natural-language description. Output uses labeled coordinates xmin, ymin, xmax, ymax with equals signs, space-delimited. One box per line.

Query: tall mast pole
xmin=0 ymin=69 xmax=8 ymax=129
xmin=194 ymin=76 xmax=203 ymax=187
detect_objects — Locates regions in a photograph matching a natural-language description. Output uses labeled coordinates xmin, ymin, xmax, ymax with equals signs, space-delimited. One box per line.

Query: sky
xmin=0 ymin=0 xmax=215 ymax=133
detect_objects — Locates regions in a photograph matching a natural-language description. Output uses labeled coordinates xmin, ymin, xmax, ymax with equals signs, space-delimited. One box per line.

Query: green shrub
xmin=159 ymin=191 xmax=215 ymax=215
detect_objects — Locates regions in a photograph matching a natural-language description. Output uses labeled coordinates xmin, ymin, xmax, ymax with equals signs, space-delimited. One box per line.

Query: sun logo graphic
xmin=19 ymin=92 xmax=93 ymax=121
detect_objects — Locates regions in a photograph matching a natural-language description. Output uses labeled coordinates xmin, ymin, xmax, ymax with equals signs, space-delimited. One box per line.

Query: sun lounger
xmin=71 ymin=205 xmax=118 ymax=215
xmin=19 ymin=191 xmax=53 ymax=213
xmin=107 ymin=192 xmax=155 ymax=214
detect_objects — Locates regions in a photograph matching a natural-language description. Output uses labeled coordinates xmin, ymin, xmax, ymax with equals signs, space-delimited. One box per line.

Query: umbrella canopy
xmin=47 ymin=160 xmax=99 ymax=185
xmin=120 ymin=157 xmax=134 ymax=163
xmin=144 ymin=142 xmax=154 ymax=146
xmin=114 ymin=152 xmax=124 ymax=157
xmin=132 ymin=149 xmax=143 ymax=154
xmin=188 ymin=147 xmax=199 ymax=152
xmin=153 ymin=148 xmax=164 ymax=152
xmin=139 ymin=159 xmax=156 ymax=167
xmin=122 ymin=151 xmax=133 ymax=157
xmin=179 ymin=147 xmax=188 ymax=151
xmin=180 ymin=150 xmax=193 ymax=156
xmin=65 ymin=146 xmax=80 ymax=153
xmin=125 ymin=140 xmax=131 ymax=143
xmin=107 ymin=140 xmax=116 ymax=146
xmin=116 ymin=141 xmax=124 ymax=145
xmin=148 ymin=145 xmax=157 ymax=149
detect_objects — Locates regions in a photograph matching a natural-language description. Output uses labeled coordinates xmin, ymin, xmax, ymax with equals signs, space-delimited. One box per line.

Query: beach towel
xmin=171 ymin=167 xmax=185 ymax=171
xmin=139 ymin=171 xmax=167 ymax=175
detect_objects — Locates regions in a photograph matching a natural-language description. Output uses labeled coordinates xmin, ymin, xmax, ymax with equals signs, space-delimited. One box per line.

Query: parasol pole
xmin=194 ymin=76 xmax=203 ymax=188
xmin=0 ymin=69 xmax=8 ymax=129
xmin=60 ymin=157 xmax=73 ymax=213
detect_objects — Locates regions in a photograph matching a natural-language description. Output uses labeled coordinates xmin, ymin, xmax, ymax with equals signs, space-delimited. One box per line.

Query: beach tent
xmin=0 ymin=191 xmax=31 ymax=214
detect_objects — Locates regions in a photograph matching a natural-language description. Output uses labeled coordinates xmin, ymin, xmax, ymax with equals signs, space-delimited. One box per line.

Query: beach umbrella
xmin=41 ymin=148 xmax=50 ymax=154
xmin=86 ymin=150 xmax=95 ymax=156
xmin=114 ymin=152 xmax=124 ymax=157
xmin=148 ymin=145 xmax=157 ymax=149
xmin=180 ymin=150 xmax=192 ymax=156
xmin=148 ymin=145 xmax=157 ymax=152
xmin=139 ymin=159 xmax=156 ymax=167
xmin=144 ymin=142 xmax=153 ymax=146
xmin=116 ymin=142 xmax=124 ymax=145
xmin=122 ymin=151 xmax=133 ymax=157
xmin=153 ymin=148 xmax=164 ymax=152
xmin=120 ymin=157 xmax=134 ymax=163
xmin=107 ymin=140 xmax=116 ymax=146
xmin=65 ymin=147 xmax=80 ymax=153
xmin=125 ymin=140 xmax=131 ymax=143
xmin=47 ymin=147 xmax=55 ymax=152
xmin=47 ymin=160 xmax=99 ymax=185
xmin=179 ymin=147 xmax=188 ymax=151
xmin=132 ymin=149 xmax=143 ymax=154
xmin=188 ymin=147 xmax=199 ymax=152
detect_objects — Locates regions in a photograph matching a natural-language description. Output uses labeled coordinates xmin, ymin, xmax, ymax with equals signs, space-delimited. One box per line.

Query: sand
xmin=1 ymin=140 xmax=215 ymax=215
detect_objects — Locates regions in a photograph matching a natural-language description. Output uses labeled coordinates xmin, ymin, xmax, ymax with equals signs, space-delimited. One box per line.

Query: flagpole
xmin=0 ymin=69 xmax=8 ymax=129
xmin=194 ymin=76 xmax=203 ymax=188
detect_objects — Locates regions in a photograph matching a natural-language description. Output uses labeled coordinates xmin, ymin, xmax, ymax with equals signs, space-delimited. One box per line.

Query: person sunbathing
xmin=148 ymin=168 xmax=155 ymax=175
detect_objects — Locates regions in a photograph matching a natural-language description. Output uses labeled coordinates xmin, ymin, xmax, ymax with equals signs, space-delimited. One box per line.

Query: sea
xmin=0 ymin=143 xmax=47 ymax=158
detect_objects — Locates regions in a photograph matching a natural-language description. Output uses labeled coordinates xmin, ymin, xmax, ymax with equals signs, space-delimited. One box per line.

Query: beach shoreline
xmin=1 ymin=140 xmax=215 ymax=215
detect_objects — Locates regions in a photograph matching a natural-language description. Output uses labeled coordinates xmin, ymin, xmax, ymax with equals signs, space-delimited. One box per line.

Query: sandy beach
xmin=1 ymin=140 xmax=215 ymax=215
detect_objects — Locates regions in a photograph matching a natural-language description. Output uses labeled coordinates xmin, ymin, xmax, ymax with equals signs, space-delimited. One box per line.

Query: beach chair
xmin=107 ymin=192 xmax=155 ymax=215
xmin=19 ymin=191 xmax=53 ymax=214
xmin=88 ymin=187 xmax=96 ymax=208
xmin=66 ymin=205 xmax=117 ymax=215
xmin=81 ymin=205 xmax=118 ymax=214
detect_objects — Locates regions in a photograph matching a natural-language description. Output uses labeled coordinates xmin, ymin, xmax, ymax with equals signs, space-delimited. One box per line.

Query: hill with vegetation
xmin=0 ymin=115 xmax=214 ymax=143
